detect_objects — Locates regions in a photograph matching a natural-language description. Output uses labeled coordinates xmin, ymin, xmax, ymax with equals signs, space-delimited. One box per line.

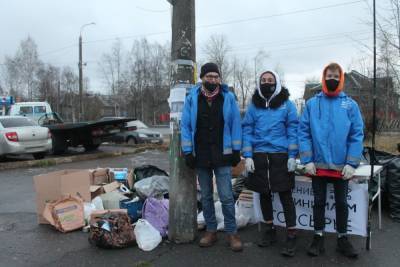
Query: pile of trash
xmin=33 ymin=165 xmax=170 ymax=251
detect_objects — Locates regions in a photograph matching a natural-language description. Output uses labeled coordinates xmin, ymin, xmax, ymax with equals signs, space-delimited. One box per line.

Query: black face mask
xmin=204 ymin=81 xmax=218 ymax=92
xmin=260 ymin=83 xmax=276 ymax=98
xmin=325 ymin=79 xmax=340 ymax=92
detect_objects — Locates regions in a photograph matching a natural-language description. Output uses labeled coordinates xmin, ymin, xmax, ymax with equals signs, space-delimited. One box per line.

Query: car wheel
xmin=84 ymin=143 xmax=100 ymax=152
xmin=33 ymin=152 xmax=46 ymax=160
xmin=126 ymin=136 xmax=137 ymax=145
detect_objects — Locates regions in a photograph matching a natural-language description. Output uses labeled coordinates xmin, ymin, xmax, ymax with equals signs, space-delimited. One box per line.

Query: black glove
xmin=232 ymin=150 xmax=241 ymax=167
xmin=184 ymin=153 xmax=196 ymax=169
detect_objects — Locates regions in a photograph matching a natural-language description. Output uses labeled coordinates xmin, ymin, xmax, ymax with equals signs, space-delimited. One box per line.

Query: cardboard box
xmin=90 ymin=181 xmax=121 ymax=199
xmin=89 ymin=168 xmax=109 ymax=185
xmin=34 ymin=169 xmax=92 ymax=224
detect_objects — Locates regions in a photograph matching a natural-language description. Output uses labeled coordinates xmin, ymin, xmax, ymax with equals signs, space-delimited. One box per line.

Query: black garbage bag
xmin=362 ymin=147 xmax=397 ymax=202
xmin=133 ymin=165 xmax=169 ymax=182
xmin=387 ymin=157 xmax=400 ymax=222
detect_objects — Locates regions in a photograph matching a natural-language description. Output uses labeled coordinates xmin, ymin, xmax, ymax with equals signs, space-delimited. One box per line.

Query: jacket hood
xmin=321 ymin=63 xmax=345 ymax=97
xmin=256 ymin=70 xmax=282 ymax=107
xmin=252 ymin=87 xmax=290 ymax=109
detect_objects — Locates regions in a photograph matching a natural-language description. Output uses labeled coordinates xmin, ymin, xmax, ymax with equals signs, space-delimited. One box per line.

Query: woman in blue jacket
xmin=242 ymin=70 xmax=299 ymax=257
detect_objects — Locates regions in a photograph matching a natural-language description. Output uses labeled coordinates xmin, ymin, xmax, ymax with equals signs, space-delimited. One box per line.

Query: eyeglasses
xmin=204 ymin=74 xmax=220 ymax=80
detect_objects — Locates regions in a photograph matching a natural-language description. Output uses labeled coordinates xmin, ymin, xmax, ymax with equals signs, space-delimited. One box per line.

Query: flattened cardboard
xmin=34 ymin=169 xmax=91 ymax=224
xmin=103 ymin=181 xmax=120 ymax=193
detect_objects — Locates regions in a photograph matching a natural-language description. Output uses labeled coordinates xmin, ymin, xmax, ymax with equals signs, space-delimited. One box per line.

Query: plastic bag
xmin=235 ymin=199 xmax=256 ymax=228
xmin=84 ymin=202 xmax=97 ymax=224
xmin=134 ymin=219 xmax=162 ymax=251
xmin=134 ymin=165 xmax=169 ymax=182
xmin=92 ymin=196 xmax=105 ymax=210
xmin=134 ymin=175 xmax=169 ymax=198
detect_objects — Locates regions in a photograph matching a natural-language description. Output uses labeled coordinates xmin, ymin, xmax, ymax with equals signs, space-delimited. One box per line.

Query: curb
xmin=0 ymin=144 xmax=169 ymax=171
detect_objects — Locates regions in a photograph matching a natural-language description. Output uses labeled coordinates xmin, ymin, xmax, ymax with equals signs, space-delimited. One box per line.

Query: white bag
xmin=134 ymin=219 xmax=162 ymax=251
xmin=134 ymin=175 xmax=169 ymax=198
xmin=91 ymin=196 xmax=104 ymax=210
xmin=235 ymin=199 xmax=256 ymax=228
xmin=83 ymin=202 xmax=97 ymax=224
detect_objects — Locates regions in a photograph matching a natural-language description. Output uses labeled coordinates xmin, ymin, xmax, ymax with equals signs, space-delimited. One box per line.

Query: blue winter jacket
xmin=180 ymin=84 xmax=242 ymax=155
xmin=298 ymin=92 xmax=364 ymax=170
xmin=242 ymin=99 xmax=299 ymax=158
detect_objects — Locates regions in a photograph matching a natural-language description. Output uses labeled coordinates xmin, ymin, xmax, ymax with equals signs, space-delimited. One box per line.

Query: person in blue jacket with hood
xmin=181 ymin=63 xmax=243 ymax=252
xmin=298 ymin=62 xmax=364 ymax=258
xmin=242 ymin=70 xmax=299 ymax=257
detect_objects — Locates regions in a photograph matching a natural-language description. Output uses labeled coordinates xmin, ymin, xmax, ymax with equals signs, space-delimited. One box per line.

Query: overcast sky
xmin=0 ymin=0 xmax=378 ymax=99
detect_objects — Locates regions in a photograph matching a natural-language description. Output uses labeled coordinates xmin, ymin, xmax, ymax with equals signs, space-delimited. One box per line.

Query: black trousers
xmin=260 ymin=190 xmax=297 ymax=228
xmin=312 ymin=176 xmax=349 ymax=233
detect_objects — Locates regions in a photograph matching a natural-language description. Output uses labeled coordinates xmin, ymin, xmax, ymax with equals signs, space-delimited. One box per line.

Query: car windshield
xmin=0 ymin=117 xmax=37 ymax=128
xmin=128 ymin=120 xmax=148 ymax=129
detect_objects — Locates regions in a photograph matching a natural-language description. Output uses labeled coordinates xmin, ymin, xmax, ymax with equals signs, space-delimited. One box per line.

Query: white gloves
xmin=342 ymin=164 xmax=355 ymax=180
xmin=305 ymin=162 xmax=316 ymax=176
xmin=245 ymin=158 xmax=255 ymax=173
xmin=287 ymin=158 xmax=297 ymax=172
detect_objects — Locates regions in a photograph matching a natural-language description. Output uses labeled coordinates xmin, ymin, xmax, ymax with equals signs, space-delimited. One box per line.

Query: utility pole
xmin=166 ymin=0 xmax=197 ymax=243
xmin=78 ymin=22 xmax=95 ymax=122
xmin=79 ymin=35 xmax=83 ymax=121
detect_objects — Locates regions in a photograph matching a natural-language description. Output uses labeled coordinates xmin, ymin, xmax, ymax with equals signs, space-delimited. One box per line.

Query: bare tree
xmin=37 ymin=64 xmax=60 ymax=107
xmin=98 ymin=39 xmax=125 ymax=95
xmin=202 ymin=34 xmax=232 ymax=82
xmin=232 ymin=57 xmax=253 ymax=110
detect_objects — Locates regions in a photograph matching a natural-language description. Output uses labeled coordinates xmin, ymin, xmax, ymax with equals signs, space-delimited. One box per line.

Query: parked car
xmin=0 ymin=116 xmax=52 ymax=159
xmin=99 ymin=117 xmax=163 ymax=145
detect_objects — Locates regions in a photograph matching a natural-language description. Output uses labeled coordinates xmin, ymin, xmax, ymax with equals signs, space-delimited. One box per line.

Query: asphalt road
xmin=0 ymin=150 xmax=399 ymax=267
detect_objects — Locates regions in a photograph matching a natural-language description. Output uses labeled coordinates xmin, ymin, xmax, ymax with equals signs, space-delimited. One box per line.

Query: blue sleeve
xmin=298 ymin=101 xmax=314 ymax=164
xmin=242 ymin=104 xmax=255 ymax=158
xmin=180 ymin=94 xmax=193 ymax=155
xmin=346 ymin=101 xmax=364 ymax=168
xmin=231 ymin=96 xmax=242 ymax=151
xmin=286 ymin=101 xmax=299 ymax=158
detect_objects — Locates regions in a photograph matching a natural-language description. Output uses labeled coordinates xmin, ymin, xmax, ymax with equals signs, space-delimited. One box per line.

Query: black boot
xmin=257 ymin=225 xmax=277 ymax=247
xmin=307 ymin=235 xmax=325 ymax=257
xmin=337 ymin=236 xmax=358 ymax=258
xmin=281 ymin=235 xmax=297 ymax=257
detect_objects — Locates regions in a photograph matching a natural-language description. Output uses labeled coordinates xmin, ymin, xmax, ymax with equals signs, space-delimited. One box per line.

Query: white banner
xmin=253 ymin=179 xmax=369 ymax=237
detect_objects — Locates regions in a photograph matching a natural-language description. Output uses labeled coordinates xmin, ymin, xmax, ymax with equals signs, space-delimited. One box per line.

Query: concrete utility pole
xmin=78 ymin=22 xmax=95 ymax=121
xmin=166 ymin=0 xmax=197 ymax=243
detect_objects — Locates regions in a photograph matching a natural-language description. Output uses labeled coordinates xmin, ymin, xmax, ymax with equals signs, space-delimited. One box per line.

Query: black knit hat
xmin=200 ymin=62 xmax=220 ymax=78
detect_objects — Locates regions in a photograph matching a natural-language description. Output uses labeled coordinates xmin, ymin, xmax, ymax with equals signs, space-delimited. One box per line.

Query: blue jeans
xmin=197 ymin=166 xmax=237 ymax=234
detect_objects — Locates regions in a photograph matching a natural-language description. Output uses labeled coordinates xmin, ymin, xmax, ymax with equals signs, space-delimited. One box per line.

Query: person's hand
xmin=232 ymin=150 xmax=241 ymax=167
xmin=305 ymin=162 xmax=316 ymax=176
xmin=184 ymin=153 xmax=196 ymax=169
xmin=287 ymin=158 xmax=297 ymax=172
xmin=245 ymin=158 xmax=255 ymax=173
xmin=342 ymin=164 xmax=355 ymax=180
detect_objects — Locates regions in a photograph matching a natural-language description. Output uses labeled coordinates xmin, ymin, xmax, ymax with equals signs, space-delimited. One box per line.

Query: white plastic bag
xmin=91 ymin=196 xmax=104 ymax=210
xmin=84 ymin=202 xmax=97 ymax=223
xmin=134 ymin=219 xmax=162 ymax=251
xmin=134 ymin=175 xmax=169 ymax=198
xmin=235 ymin=199 xmax=256 ymax=228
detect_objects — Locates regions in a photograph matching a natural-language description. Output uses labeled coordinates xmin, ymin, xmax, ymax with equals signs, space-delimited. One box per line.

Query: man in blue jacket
xmin=298 ymin=62 xmax=364 ymax=258
xmin=181 ymin=62 xmax=243 ymax=252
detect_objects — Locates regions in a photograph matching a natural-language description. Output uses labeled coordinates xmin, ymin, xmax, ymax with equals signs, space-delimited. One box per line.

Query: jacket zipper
xmin=266 ymin=154 xmax=271 ymax=190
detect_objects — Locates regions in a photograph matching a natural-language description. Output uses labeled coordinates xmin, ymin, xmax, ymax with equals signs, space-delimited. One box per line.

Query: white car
xmin=0 ymin=116 xmax=52 ymax=160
